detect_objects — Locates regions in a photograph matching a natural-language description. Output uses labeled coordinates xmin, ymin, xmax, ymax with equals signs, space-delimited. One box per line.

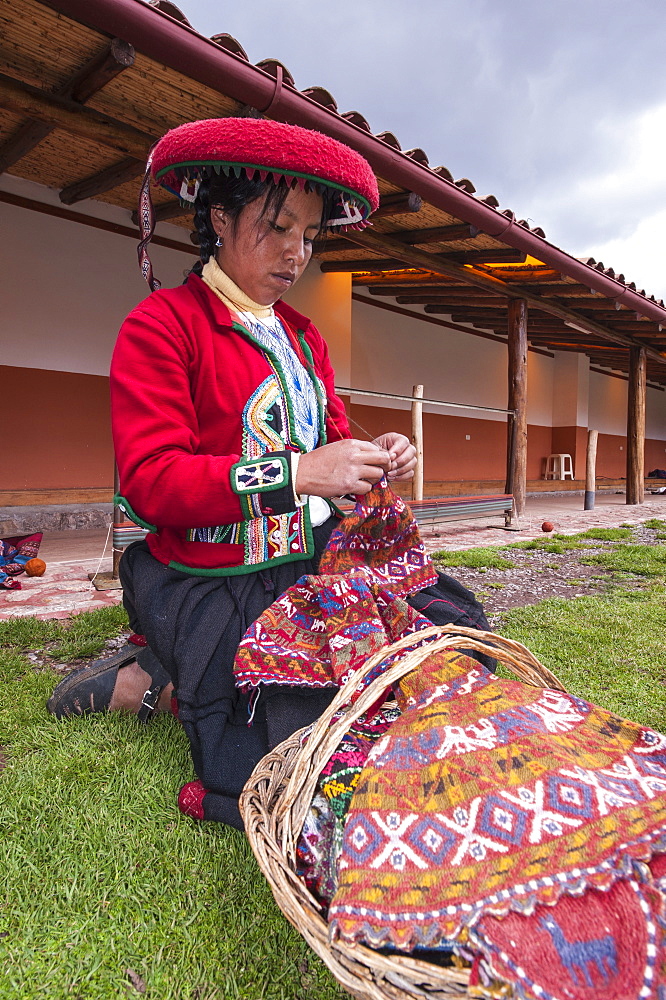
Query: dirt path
xmin=432 ymin=523 xmax=664 ymax=628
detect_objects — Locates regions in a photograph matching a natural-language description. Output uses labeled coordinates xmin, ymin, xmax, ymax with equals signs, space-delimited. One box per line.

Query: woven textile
xmin=319 ymin=479 xmax=438 ymax=598
xmin=234 ymin=480 xmax=438 ymax=692
xmin=235 ymin=574 xmax=429 ymax=692
xmin=297 ymin=703 xmax=401 ymax=903
xmin=329 ymin=645 xmax=666 ymax=965
xmin=469 ymin=877 xmax=666 ymax=1000
xmin=0 ymin=533 xmax=42 ymax=589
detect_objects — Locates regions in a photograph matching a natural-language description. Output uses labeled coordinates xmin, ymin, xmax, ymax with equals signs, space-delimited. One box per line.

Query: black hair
xmin=188 ymin=170 xmax=335 ymax=276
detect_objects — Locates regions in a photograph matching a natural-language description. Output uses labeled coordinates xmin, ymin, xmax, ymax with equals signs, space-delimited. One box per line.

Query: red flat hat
xmin=151 ymin=117 xmax=379 ymax=228
xmin=137 ymin=117 xmax=380 ymax=290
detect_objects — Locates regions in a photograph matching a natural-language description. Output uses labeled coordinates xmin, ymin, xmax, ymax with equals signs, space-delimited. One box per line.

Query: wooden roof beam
xmin=315 ymin=222 xmax=483 ymax=256
xmin=0 ymin=71 xmax=154 ymax=160
xmin=391 ymin=223 xmax=481 ymax=244
xmin=365 ymin=283 xmax=492 ymax=296
xmin=396 ymin=295 xmax=507 ymax=306
xmin=60 ymin=158 xmax=145 ymax=205
xmin=340 ymin=227 xmax=666 ymax=364
xmin=372 ymin=192 xmax=423 ymax=218
xmin=0 ymin=40 xmax=135 ymax=175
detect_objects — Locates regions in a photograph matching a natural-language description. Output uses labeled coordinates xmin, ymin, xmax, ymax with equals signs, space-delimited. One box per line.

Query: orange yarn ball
xmin=24 ymin=557 xmax=46 ymax=577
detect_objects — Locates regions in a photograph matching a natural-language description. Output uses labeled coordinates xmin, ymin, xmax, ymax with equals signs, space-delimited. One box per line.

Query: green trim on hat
xmin=154 ymin=159 xmax=372 ymax=218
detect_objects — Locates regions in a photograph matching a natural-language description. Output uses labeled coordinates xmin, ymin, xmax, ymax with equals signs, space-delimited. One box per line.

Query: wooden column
xmin=584 ymin=429 xmax=598 ymax=510
xmin=506 ymin=299 xmax=528 ymax=519
xmin=411 ymin=384 xmax=424 ymax=502
xmin=626 ymin=346 xmax=646 ymax=505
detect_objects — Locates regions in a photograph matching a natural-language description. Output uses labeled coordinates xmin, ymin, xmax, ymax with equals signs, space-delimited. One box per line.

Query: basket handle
xmin=282 ymin=624 xmax=565 ymax=858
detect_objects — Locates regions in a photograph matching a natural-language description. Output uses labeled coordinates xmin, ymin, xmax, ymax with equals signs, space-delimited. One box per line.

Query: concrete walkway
xmin=2 ymin=490 xmax=666 ymax=620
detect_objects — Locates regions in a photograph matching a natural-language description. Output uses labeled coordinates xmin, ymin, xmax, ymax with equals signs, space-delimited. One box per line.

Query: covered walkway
xmin=3 ymin=490 xmax=665 ymax=621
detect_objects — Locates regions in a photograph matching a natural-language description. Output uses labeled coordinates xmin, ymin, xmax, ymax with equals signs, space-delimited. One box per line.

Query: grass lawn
xmin=1 ymin=533 xmax=666 ymax=999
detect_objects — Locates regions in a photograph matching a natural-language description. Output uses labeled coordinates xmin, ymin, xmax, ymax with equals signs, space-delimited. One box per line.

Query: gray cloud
xmin=174 ymin=0 xmax=666 ymax=296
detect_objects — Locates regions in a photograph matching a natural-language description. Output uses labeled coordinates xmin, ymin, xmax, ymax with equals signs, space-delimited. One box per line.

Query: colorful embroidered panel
xmin=319 ymin=478 xmax=438 ymax=598
xmin=328 ymin=647 xmax=666 ymax=960
xmin=231 ymin=456 xmax=288 ymax=494
xmin=234 ymin=574 xmax=431 ymax=692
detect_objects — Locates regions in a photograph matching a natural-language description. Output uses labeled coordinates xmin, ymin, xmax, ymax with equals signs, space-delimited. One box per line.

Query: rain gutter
xmin=42 ymin=0 xmax=666 ymax=328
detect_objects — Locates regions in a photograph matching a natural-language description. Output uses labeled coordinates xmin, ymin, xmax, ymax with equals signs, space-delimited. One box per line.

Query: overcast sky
xmin=175 ymin=0 xmax=666 ymax=299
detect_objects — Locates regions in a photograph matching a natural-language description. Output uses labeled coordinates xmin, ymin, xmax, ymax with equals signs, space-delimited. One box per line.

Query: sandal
xmin=46 ymin=641 xmax=171 ymax=723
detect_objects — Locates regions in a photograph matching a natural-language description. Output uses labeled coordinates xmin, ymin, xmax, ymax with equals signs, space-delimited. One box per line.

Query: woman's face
xmin=211 ymin=186 xmax=323 ymax=306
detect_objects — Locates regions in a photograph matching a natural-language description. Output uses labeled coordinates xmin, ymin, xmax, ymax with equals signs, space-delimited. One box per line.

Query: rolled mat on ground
xmin=0 ymin=533 xmax=44 ymax=589
xmin=236 ymin=483 xmax=666 ymax=999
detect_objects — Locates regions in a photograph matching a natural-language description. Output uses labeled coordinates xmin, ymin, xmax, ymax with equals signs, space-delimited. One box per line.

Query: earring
xmin=215 ymin=235 xmax=223 ymax=247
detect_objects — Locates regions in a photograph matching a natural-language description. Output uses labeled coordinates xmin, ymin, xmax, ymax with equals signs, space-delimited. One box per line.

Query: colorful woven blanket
xmin=328 ymin=645 xmax=666 ymax=999
xmin=0 ymin=533 xmax=43 ymax=589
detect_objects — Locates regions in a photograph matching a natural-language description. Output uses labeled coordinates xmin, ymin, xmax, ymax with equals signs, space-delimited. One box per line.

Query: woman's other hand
xmin=295 ymin=439 xmax=392 ymax=496
xmin=372 ymin=432 xmax=416 ymax=481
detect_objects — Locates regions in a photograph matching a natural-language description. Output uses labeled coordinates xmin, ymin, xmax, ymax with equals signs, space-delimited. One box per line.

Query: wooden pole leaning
xmin=626 ymin=346 xmax=646 ymax=506
xmin=584 ymin=429 xmax=598 ymax=510
xmin=411 ymin=384 xmax=424 ymax=502
xmin=507 ymin=298 xmax=528 ymax=523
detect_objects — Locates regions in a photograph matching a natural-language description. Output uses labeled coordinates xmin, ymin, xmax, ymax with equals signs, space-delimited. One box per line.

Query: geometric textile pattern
xmin=319 ymin=478 xmax=438 ymax=599
xmin=471 ymin=877 xmax=666 ymax=1000
xmin=234 ymin=572 xmax=432 ymax=693
xmin=296 ymin=703 xmax=401 ymax=905
xmin=329 ymin=646 xmax=666 ymax=959
xmin=232 ymin=456 xmax=288 ymax=493
xmin=0 ymin=532 xmax=43 ymax=589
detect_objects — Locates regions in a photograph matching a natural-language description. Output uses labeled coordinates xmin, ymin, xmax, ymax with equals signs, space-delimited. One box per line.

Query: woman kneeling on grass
xmin=47 ymin=117 xmax=490 ymax=828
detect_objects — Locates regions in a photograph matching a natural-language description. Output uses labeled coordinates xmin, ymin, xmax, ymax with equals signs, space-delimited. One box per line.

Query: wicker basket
xmin=240 ymin=625 xmax=566 ymax=1000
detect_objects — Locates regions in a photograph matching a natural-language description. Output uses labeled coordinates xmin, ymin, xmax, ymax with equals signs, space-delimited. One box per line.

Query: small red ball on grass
xmin=541 ymin=521 xmax=554 ymax=533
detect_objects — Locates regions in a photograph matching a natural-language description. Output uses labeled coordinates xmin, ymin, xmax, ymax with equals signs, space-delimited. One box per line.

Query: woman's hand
xmin=295 ymin=439 xmax=392 ymax=496
xmin=372 ymin=432 xmax=417 ymax=481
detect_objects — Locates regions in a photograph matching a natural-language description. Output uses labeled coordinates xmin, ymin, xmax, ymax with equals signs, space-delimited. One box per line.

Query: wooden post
xmin=584 ymin=429 xmax=598 ymax=510
xmin=626 ymin=346 xmax=646 ymax=505
xmin=411 ymin=384 xmax=424 ymax=502
xmin=506 ymin=299 xmax=528 ymax=520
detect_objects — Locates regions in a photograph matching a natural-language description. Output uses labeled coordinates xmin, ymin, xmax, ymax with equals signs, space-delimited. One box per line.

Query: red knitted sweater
xmin=110 ymin=274 xmax=350 ymax=574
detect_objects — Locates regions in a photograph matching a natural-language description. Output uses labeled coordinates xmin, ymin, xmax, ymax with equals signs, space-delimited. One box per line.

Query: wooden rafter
xmin=340 ymin=227 xmax=666 ymax=364
xmin=0 ymin=40 xmax=135 ymax=174
xmin=0 ymin=72 xmax=154 ymax=159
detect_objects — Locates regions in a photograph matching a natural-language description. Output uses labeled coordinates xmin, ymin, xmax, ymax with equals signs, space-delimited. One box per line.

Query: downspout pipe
xmin=41 ymin=0 xmax=666 ymax=329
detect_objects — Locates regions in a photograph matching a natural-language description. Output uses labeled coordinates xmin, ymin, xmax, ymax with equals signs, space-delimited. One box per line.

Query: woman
xmin=48 ymin=118 xmax=490 ymax=828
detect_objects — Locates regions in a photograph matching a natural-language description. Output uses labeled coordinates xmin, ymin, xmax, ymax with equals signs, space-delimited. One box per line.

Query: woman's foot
xmin=109 ymin=659 xmax=173 ymax=713
xmin=47 ymin=644 xmax=173 ymax=721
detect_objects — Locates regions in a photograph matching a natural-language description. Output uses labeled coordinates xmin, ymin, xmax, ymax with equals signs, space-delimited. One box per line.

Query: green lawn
xmin=1 ymin=546 xmax=666 ymax=998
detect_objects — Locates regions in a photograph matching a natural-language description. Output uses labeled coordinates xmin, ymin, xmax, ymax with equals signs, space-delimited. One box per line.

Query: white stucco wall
xmin=589 ymin=368 xmax=666 ymax=439
xmin=351 ymin=298 xmax=556 ymax=425
xmin=1 ymin=175 xmax=192 ymax=375
xmin=283 ymin=265 xmax=351 ymax=385
xmin=1 ymin=176 xmax=352 ymax=383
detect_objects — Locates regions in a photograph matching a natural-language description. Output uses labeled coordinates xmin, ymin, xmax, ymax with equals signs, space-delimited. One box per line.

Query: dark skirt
xmin=120 ymin=518 xmax=493 ymax=828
